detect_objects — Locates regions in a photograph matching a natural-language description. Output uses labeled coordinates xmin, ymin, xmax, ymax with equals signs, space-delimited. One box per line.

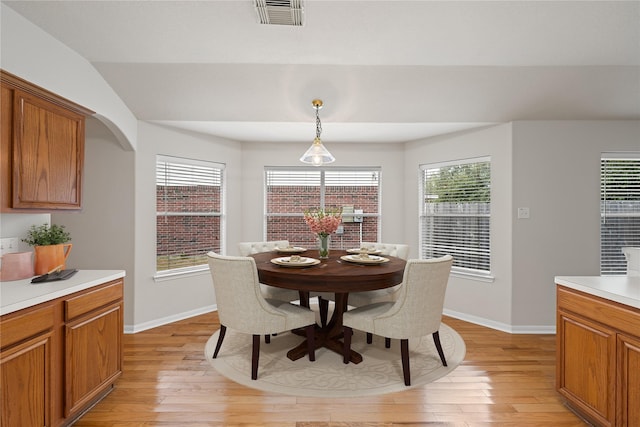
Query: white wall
xmin=0 ymin=4 xmax=137 ymax=150
xmin=0 ymin=214 xmax=49 ymax=242
xmin=131 ymin=122 xmax=243 ymax=330
xmin=510 ymin=120 xmax=640 ymax=328
xmin=404 ymin=124 xmax=515 ymax=330
xmin=240 ymin=141 xmax=406 ymax=251
xmin=51 ymin=118 xmax=136 ymax=324
xmin=404 ymin=120 xmax=639 ymax=332
xmin=3 ymin=2 xmax=639 ymax=332
xmin=1 ymin=4 xmax=140 ymax=322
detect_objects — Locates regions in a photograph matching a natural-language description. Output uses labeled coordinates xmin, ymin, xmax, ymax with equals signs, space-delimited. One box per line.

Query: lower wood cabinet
xmin=557 ymin=285 xmax=640 ymax=427
xmin=617 ymin=333 xmax=640 ymax=426
xmin=1 ymin=333 xmax=53 ymax=427
xmin=557 ymin=307 xmax=616 ymax=425
xmin=0 ymin=279 xmax=123 ymax=427
xmin=64 ymin=281 xmax=123 ymax=417
xmin=0 ymin=304 xmax=54 ymax=427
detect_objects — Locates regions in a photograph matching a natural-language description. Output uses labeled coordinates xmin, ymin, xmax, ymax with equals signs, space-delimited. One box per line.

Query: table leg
xmin=286 ymin=292 xmax=363 ymax=364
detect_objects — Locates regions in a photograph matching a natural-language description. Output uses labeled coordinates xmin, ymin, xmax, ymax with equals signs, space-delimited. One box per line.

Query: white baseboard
xmin=124 ymin=304 xmax=217 ymax=334
xmin=124 ymin=304 xmax=555 ymax=335
xmin=443 ymin=308 xmax=556 ymax=334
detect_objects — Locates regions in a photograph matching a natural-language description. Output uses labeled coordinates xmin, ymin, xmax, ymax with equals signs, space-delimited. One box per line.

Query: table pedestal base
xmin=287 ymin=292 xmax=363 ymax=364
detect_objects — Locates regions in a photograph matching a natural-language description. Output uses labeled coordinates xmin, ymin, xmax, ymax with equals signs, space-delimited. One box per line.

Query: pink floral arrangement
xmin=303 ymin=207 xmax=342 ymax=236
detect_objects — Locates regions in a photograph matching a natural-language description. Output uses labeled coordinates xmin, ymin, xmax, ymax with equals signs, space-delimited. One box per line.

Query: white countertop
xmin=555 ymin=275 xmax=640 ymax=310
xmin=0 ymin=270 xmax=126 ymax=316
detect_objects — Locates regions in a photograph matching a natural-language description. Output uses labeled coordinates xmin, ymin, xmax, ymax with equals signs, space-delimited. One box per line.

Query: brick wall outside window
xmin=266 ymin=184 xmax=379 ymax=248
xmin=157 ymin=184 xmax=221 ymax=271
xmin=156 ymin=168 xmax=381 ymax=267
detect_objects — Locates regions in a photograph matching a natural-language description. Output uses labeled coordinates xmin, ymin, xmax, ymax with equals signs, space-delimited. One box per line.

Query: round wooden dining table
xmin=250 ymin=249 xmax=406 ymax=364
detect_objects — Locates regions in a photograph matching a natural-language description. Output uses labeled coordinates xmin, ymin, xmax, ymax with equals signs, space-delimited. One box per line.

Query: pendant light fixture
xmin=300 ymin=99 xmax=335 ymax=166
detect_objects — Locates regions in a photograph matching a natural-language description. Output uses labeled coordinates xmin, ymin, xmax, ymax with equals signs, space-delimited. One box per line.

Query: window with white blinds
xmin=156 ymin=155 xmax=225 ymax=274
xmin=419 ymin=157 xmax=491 ymax=275
xmin=600 ymin=155 xmax=640 ymax=275
xmin=265 ymin=167 xmax=380 ymax=248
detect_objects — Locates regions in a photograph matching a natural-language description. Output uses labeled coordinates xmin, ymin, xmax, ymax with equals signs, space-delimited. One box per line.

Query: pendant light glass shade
xmin=300 ymin=99 xmax=335 ymax=166
xmin=300 ymin=137 xmax=335 ymax=166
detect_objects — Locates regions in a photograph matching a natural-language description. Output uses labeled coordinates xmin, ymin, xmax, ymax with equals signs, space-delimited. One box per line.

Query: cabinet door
xmin=557 ymin=311 xmax=616 ymax=426
xmin=1 ymin=84 xmax=14 ymax=211
xmin=12 ymin=89 xmax=84 ymax=209
xmin=64 ymin=303 xmax=122 ymax=417
xmin=0 ymin=332 xmax=52 ymax=427
xmin=617 ymin=333 xmax=640 ymax=427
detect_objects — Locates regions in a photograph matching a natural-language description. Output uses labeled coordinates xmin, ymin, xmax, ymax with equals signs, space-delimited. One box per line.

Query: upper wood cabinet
xmin=1 ymin=70 xmax=93 ymax=212
xmin=12 ymin=89 xmax=84 ymax=209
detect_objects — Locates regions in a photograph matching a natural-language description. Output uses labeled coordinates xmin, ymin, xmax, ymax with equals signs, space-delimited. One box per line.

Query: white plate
xmin=274 ymin=246 xmax=307 ymax=254
xmin=346 ymin=248 xmax=383 ymax=255
xmin=340 ymin=255 xmax=389 ymax=265
xmin=271 ymin=256 xmax=320 ymax=268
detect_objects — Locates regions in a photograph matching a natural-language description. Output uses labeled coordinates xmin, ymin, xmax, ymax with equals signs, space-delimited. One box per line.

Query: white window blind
xmin=265 ymin=169 xmax=321 ymax=188
xmin=420 ymin=158 xmax=491 ymax=274
xmin=600 ymin=155 xmax=640 ymax=275
xmin=324 ymin=170 xmax=380 ymax=187
xmin=156 ymin=155 xmax=225 ymax=273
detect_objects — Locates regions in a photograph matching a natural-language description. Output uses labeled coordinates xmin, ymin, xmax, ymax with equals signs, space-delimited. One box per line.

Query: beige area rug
xmin=204 ymin=320 xmax=465 ymax=397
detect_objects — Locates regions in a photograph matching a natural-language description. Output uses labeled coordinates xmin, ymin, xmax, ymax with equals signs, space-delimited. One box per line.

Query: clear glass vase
xmin=317 ymin=234 xmax=331 ymax=259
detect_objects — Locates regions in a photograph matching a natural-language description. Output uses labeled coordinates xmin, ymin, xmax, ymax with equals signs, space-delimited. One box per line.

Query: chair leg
xmin=432 ymin=330 xmax=447 ymax=366
xmin=319 ymin=297 xmax=329 ymax=327
xmin=343 ymin=326 xmax=353 ymax=364
xmin=305 ymin=324 xmax=316 ymax=362
xmin=213 ymin=325 xmax=227 ymax=358
xmin=366 ymin=332 xmax=373 ymax=344
xmin=400 ymin=338 xmax=411 ymax=386
xmin=251 ymin=334 xmax=260 ymax=380
xmin=265 ymin=334 xmax=271 ymax=344
xmin=385 ymin=337 xmax=391 ymax=348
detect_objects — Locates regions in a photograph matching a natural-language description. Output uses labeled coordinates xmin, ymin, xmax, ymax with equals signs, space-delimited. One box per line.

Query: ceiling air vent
xmin=254 ymin=0 xmax=304 ymax=26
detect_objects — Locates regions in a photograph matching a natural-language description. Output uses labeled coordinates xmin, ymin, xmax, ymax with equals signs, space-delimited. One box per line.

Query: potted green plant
xmin=23 ymin=224 xmax=72 ymax=275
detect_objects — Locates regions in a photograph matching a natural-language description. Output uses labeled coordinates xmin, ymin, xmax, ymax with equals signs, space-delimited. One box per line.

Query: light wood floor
xmin=74 ymin=312 xmax=587 ymax=427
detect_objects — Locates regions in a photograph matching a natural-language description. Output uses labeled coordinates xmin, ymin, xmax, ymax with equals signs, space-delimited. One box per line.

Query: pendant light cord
xmin=315 ymin=105 xmax=322 ymax=139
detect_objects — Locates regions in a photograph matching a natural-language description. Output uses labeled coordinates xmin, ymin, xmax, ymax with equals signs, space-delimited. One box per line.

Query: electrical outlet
xmin=354 ymin=209 xmax=363 ymax=223
xmin=0 ymin=237 xmax=22 ymax=255
xmin=9 ymin=238 xmax=19 ymax=250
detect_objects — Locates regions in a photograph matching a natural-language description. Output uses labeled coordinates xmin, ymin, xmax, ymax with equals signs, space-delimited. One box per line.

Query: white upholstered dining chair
xmin=342 ymin=255 xmax=453 ymax=386
xmin=347 ymin=242 xmax=410 ymax=307
xmin=238 ymin=240 xmax=290 ymax=256
xmin=316 ymin=242 xmax=410 ymax=327
xmin=238 ymin=240 xmax=300 ymax=303
xmin=207 ymin=252 xmax=316 ymax=380
xmin=360 ymin=242 xmax=410 ymax=259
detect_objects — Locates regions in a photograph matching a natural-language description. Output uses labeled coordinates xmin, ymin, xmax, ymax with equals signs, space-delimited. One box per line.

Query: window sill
xmin=154 ymin=266 xmax=210 ymax=282
xmin=451 ymin=269 xmax=495 ymax=283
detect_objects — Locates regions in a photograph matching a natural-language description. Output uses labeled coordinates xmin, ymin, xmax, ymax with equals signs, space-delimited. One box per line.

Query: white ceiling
xmin=4 ymin=0 xmax=639 ymax=143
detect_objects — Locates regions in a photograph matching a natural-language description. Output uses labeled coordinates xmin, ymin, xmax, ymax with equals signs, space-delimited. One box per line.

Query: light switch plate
xmin=517 ymin=207 xmax=530 ymax=219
